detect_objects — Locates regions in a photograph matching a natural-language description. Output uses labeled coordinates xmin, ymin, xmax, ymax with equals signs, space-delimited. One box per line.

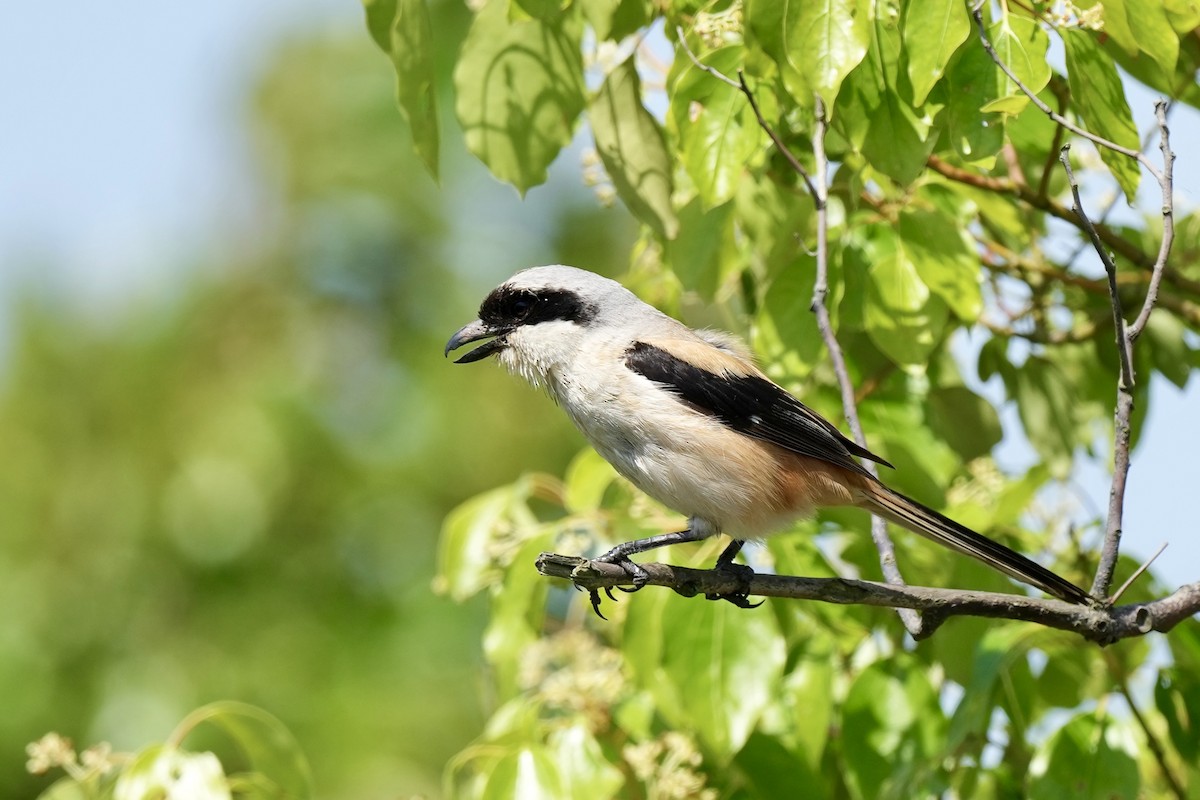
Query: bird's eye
xmin=511 ymin=294 xmax=534 ymax=317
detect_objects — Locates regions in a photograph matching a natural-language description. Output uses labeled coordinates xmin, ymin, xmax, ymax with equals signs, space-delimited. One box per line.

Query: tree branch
xmin=536 ymin=553 xmax=1199 ymax=645
xmin=1059 ymin=97 xmax=1175 ymax=599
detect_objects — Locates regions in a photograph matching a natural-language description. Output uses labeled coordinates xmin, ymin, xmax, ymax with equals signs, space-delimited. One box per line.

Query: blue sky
xmin=1 ymin=2 xmax=1196 ymax=592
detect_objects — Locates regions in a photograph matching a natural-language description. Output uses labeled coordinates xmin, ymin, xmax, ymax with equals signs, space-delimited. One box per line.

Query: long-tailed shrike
xmin=445 ymin=265 xmax=1091 ymax=606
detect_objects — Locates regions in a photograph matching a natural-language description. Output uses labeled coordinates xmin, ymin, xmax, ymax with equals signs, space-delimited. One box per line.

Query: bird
xmin=445 ymin=265 xmax=1092 ymax=607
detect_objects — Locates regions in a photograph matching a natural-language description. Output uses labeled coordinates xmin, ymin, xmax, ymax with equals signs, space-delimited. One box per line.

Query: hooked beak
xmin=444 ymin=320 xmax=509 ymax=363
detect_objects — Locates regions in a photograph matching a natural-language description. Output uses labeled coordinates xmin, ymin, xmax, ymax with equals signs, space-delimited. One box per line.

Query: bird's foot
xmin=584 ymin=551 xmax=650 ymax=619
xmin=705 ymin=561 xmax=763 ymax=609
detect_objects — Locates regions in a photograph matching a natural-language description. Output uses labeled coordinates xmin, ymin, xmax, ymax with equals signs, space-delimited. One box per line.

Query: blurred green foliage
xmin=6 ymin=15 xmax=632 ymax=800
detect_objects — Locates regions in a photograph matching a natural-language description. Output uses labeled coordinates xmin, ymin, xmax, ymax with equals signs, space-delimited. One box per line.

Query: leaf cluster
xmin=365 ymin=0 xmax=1200 ymax=796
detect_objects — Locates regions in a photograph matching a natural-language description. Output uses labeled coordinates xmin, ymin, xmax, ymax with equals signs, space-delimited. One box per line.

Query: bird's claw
xmin=584 ymin=554 xmax=648 ymax=618
xmin=704 ymin=561 xmax=762 ymax=610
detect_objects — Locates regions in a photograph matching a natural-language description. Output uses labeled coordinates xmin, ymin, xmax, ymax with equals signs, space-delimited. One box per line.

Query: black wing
xmin=625 ymin=341 xmax=892 ymax=476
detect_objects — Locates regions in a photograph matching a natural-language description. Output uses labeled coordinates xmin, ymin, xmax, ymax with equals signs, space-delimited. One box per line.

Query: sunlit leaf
xmin=1062 ymin=28 xmax=1141 ymax=202
xmin=669 ymin=46 xmax=763 ymax=208
xmin=580 ymin=0 xmax=649 ymax=41
xmin=1029 ymin=713 xmax=1139 ymax=800
xmin=842 ymin=658 xmax=945 ymax=799
xmin=363 ymin=0 xmax=440 ymax=178
xmin=172 ymin=701 xmax=313 ymax=800
xmin=623 ymin=587 xmax=786 ymax=759
xmin=545 ymin=724 xmax=625 ymax=800
xmin=981 ymin=14 xmax=1050 ymax=115
xmin=453 ymin=0 xmax=585 ymax=193
xmin=746 ymin=0 xmax=871 ymax=109
xmin=665 ymin=197 xmax=734 ymax=298
xmin=438 ymin=479 xmax=538 ymax=601
xmin=481 ymin=747 xmax=563 ymax=800
xmin=862 ymin=228 xmax=949 ymax=365
xmin=902 ymin=0 xmax=970 ymax=105
xmin=898 ymin=207 xmax=982 ymax=320
xmin=591 ymin=58 xmax=679 ymax=238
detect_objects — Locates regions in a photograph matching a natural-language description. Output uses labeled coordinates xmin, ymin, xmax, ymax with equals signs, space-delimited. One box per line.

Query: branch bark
xmin=537 ymin=553 xmax=1199 ymax=645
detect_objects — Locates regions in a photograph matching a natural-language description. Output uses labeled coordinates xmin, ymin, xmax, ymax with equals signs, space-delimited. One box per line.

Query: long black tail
xmin=862 ymin=484 xmax=1091 ymax=605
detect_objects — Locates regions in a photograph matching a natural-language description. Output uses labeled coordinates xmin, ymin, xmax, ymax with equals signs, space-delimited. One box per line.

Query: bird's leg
xmin=595 ymin=527 xmax=711 ymax=589
xmin=706 ymin=538 xmax=763 ymax=609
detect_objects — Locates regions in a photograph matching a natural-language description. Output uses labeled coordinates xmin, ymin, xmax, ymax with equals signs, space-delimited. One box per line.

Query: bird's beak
xmin=445 ymin=319 xmax=509 ymax=364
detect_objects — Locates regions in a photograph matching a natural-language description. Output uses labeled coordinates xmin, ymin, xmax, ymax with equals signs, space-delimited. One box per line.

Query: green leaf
xmin=591 ymin=58 xmax=678 ymax=238
xmin=980 ymin=14 xmax=1050 ymax=115
xmin=754 ymin=254 xmax=823 ymax=378
xmin=172 ymin=702 xmax=314 ymax=799
xmin=563 ymin=447 xmax=618 ymax=513
xmin=437 ymin=479 xmax=536 ymax=601
xmin=34 ymin=779 xmax=93 ymax=800
xmin=363 ymin=0 xmax=440 ymax=178
xmin=1145 ymin=308 xmax=1192 ymax=388
xmin=669 ymin=46 xmax=763 ymax=208
xmin=842 ymin=659 xmax=945 ymax=800
xmin=934 ymin=36 xmax=1005 ymax=166
xmin=513 ymin=0 xmax=566 ymax=23
xmin=665 ymin=197 xmax=734 ymax=298
xmin=925 ymin=385 xmax=1001 ymax=460
xmin=862 ymin=227 xmax=949 ymax=366
xmin=837 ymin=9 xmax=937 ymax=184
xmin=545 ymin=724 xmax=626 ymax=800
xmin=1084 ymin=0 xmax=1179 ymax=80
xmin=1011 ymin=356 xmax=1076 ymax=476
xmin=482 ymin=747 xmax=564 ymax=800
xmin=1156 ymin=668 xmax=1200 ymax=760
xmin=1029 ymin=713 xmax=1139 ymax=800
xmin=746 ymin=0 xmax=871 ymax=108
xmin=902 ymin=0 xmax=970 ymax=105
xmin=580 ymin=0 xmax=649 ymax=40
xmin=1062 ymin=28 xmax=1141 ymax=202
xmin=453 ymin=0 xmax=585 ymax=194
xmin=623 ymin=586 xmax=786 ymax=759
xmin=898 ymin=207 xmax=982 ymax=320
xmin=483 ymin=534 xmax=552 ymax=698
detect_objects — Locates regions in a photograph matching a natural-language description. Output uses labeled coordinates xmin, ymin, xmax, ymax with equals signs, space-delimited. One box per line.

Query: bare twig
xmin=1109 ymin=542 xmax=1169 ymax=605
xmin=1060 ymin=146 xmax=1135 ymax=388
xmin=1129 ymin=101 xmax=1175 ymax=340
xmin=803 ymin=95 xmax=926 ymax=636
xmin=1061 ymin=145 xmax=1135 ymax=600
xmin=1059 ymin=100 xmax=1175 ymax=599
xmin=537 ymin=553 xmax=1200 ymax=644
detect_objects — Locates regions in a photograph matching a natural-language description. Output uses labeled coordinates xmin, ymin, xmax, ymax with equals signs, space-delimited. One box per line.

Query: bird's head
xmin=445 ymin=265 xmax=642 ymax=386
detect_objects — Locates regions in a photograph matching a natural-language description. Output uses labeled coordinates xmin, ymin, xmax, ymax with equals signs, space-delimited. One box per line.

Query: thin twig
xmin=1109 ymin=542 xmax=1169 ymax=604
xmin=970 ymin=2 xmax=1161 ymax=181
xmin=1062 ymin=96 xmax=1174 ymax=598
xmin=1060 ymin=145 xmax=1136 ymax=599
xmin=1060 ymin=145 xmax=1135 ymax=388
xmin=1129 ymin=100 xmax=1175 ymax=340
xmin=537 ymin=553 xmax=1200 ymax=644
xmin=805 ymin=95 xmax=925 ymax=637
